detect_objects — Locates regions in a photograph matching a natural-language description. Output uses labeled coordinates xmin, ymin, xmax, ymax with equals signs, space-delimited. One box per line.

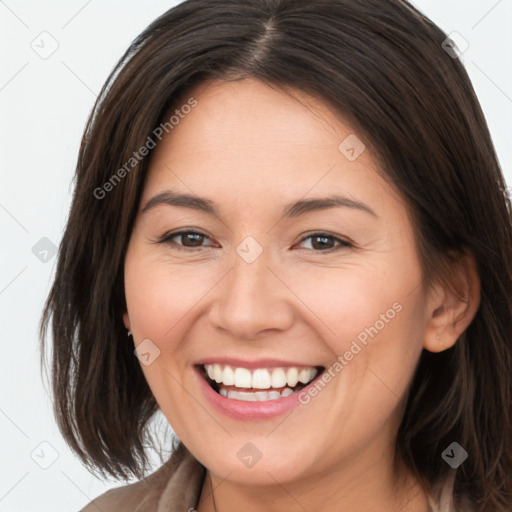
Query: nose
xmin=208 ymin=246 xmax=295 ymax=339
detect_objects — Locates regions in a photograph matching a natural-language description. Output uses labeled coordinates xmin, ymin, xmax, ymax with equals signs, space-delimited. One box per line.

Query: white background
xmin=0 ymin=1 xmax=511 ymax=511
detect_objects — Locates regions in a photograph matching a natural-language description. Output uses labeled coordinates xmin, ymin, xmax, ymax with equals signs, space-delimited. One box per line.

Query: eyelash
xmin=155 ymin=230 xmax=353 ymax=253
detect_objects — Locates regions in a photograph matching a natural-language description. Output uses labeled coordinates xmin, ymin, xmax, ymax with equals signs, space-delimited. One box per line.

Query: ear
xmin=123 ymin=311 xmax=131 ymax=331
xmin=423 ymin=251 xmax=481 ymax=353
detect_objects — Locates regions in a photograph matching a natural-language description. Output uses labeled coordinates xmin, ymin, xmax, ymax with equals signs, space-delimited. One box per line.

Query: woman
xmin=40 ymin=1 xmax=512 ymax=511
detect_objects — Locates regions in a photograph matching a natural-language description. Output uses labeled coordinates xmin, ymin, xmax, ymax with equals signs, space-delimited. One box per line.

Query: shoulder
xmin=80 ymin=460 xmax=174 ymax=512
xmin=80 ymin=445 xmax=205 ymax=512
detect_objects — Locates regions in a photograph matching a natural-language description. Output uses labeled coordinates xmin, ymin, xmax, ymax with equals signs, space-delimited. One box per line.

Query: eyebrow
xmin=141 ymin=190 xmax=378 ymax=219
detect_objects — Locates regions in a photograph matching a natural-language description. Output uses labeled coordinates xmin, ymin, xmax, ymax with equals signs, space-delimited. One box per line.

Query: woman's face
xmin=123 ymin=78 xmax=434 ymax=486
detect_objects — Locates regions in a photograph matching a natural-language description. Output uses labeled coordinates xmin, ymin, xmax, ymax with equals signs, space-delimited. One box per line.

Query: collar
xmin=127 ymin=444 xmax=206 ymax=512
xmin=157 ymin=447 xmax=206 ymax=511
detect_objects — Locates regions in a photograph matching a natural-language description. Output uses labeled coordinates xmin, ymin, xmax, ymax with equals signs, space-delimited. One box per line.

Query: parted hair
xmin=40 ymin=1 xmax=512 ymax=510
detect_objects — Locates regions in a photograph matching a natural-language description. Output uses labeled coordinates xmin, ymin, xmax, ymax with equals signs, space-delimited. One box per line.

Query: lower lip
xmin=194 ymin=366 xmax=321 ymax=420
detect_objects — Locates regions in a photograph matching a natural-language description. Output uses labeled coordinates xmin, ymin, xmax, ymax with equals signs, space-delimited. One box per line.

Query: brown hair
xmin=40 ymin=0 xmax=512 ymax=510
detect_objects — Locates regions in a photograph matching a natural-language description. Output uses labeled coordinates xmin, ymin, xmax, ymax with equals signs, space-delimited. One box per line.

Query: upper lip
xmin=194 ymin=357 xmax=324 ymax=369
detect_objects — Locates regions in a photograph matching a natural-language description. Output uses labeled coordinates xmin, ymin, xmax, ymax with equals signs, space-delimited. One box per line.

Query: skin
xmin=123 ymin=78 xmax=480 ymax=512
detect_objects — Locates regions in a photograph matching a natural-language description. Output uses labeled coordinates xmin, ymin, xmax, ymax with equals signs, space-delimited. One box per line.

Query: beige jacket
xmin=81 ymin=445 xmax=205 ymax=512
xmin=80 ymin=445 xmax=475 ymax=512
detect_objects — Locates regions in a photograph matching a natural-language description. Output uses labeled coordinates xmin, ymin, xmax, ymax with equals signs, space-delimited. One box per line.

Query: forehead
xmin=141 ymin=77 xmax=402 ymax=221
xmin=163 ymin=77 xmax=353 ymax=153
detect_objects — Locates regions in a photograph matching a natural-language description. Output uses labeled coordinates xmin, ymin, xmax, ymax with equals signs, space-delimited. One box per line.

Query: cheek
xmin=288 ymin=261 xmax=421 ymax=346
xmin=293 ymin=270 xmax=425 ymax=455
xmin=287 ymin=256 xmax=426 ymax=411
xmin=125 ymin=252 xmax=212 ymax=343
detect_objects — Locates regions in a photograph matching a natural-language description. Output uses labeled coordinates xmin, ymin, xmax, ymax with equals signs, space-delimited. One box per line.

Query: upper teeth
xmin=204 ymin=364 xmax=318 ymax=389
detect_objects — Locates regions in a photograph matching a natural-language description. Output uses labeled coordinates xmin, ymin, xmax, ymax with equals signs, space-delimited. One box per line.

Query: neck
xmin=196 ymin=443 xmax=430 ymax=512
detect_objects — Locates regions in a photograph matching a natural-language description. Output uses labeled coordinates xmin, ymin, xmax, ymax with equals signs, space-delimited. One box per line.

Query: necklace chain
xmin=209 ymin=471 xmax=218 ymax=512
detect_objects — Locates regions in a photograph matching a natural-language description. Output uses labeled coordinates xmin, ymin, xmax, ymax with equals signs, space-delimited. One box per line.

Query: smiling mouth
xmin=198 ymin=364 xmax=325 ymax=401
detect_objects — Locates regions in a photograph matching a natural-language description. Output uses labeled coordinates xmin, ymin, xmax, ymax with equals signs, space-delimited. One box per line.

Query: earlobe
xmin=423 ymin=252 xmax=481 ymax=353
xmin=123 ymin=312 xmax=131 ymax=331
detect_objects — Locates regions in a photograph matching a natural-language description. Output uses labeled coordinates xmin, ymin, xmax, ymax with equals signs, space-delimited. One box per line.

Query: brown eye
xmin=159 ymin=230 xmax=214 ymax=250
xmin=297 ymin=233 xmax=352 ymax=252
xmin=175 ymin=232 xmax=206 ymax=247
